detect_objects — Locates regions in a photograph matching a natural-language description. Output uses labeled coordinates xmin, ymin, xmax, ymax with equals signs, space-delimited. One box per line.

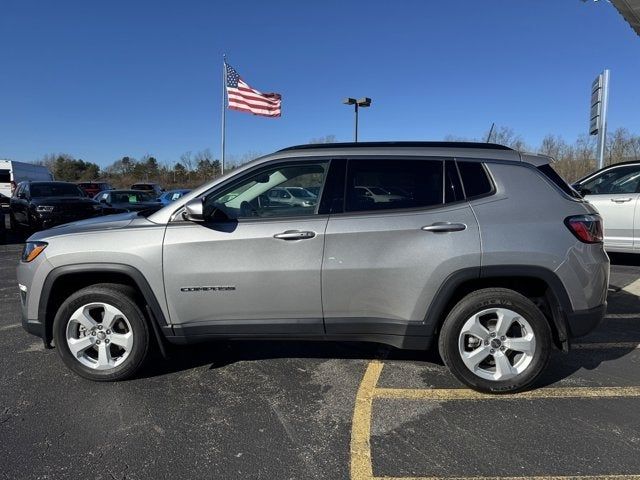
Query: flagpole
xmin=221 ymin=54 xmax=227 ymax=176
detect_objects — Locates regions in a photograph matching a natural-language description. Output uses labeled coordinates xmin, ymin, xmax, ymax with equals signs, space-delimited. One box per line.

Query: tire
xmin=438 ymin=288 xmax=552 ymax=394
xmin=53 ymin=283 xmax=150 ymax=381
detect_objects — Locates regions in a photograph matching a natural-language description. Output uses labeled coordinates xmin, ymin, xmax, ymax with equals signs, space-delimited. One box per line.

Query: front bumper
xmin=21 ymin=314 xmax=45 ymax=338
xmin=565 ymin=302 xmax=607 ymax=338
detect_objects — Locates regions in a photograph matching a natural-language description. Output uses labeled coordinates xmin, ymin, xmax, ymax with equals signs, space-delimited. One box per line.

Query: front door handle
xmin=273 ymin=230 xmax=316 ymax=240
xmin=421 ymin=222 xmax=467 ymax=233
xmin=611 ymin=198 xmax=633 ymax=203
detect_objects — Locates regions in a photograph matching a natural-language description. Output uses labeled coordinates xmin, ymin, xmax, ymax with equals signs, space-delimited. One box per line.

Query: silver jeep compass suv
xmin=18 ymin=142 xmax=608 ymax=393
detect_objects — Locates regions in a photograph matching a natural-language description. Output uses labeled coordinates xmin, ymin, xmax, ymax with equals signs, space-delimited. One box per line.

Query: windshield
xmin=112 ymin=191 xmax=155 ymax=203
xmin=31 ymin=183 xmax=83 ymax=198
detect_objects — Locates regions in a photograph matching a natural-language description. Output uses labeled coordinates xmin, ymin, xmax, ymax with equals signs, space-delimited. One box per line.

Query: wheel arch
xmin=425 ymin=265 xmax=571 ymax=350
xmin=39 ymin=263 xmax=171 ymax=347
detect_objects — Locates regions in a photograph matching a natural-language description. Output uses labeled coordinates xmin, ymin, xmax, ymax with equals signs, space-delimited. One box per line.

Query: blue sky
xmin=1 ymin=0 xmax=639 ymax=167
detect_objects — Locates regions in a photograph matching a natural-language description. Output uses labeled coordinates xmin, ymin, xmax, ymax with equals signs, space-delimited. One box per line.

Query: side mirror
xmin=183 ymin=197 xmax=205 ymax=222
xmin=100 ymin=198 xmax=107 ymax=204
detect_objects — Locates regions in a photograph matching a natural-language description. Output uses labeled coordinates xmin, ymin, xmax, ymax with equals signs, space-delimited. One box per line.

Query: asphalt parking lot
xmin=1 ymin=215 xmax=640 ymax=479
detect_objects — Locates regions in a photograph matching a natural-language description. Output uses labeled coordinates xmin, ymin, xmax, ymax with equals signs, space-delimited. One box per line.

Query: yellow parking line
xmin=351 ymin=360 xmax=384 ymax=480
xmin=374 ymin=476 xmax=640 ymax=480
xmin=622 ymin=278 xmax=640 ymax=296
xmin=351 ymin=360 xmax=640 ymax=480
xmin=373 ymin=386 xmax=640 ymax=401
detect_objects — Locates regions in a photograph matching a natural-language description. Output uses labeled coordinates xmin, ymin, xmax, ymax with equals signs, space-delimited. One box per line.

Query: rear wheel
xmin=438 ymin=288 xmax=552 ymax=393
xmin=53 ymin=284 xmax=150 ymax=381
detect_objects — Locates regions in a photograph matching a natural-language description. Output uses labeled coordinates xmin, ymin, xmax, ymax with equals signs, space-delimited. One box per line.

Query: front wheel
xmin=438 ymin=288 xmax=552 ymax=393
xmin=53 ymin=284 xmax=150 ymax=381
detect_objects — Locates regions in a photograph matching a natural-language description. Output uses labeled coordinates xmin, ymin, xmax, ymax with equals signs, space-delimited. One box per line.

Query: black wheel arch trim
xmin=38 ymin=263 xmax=171 ymax=346
xmin=424 ymin=264 xmax=573 ymax=342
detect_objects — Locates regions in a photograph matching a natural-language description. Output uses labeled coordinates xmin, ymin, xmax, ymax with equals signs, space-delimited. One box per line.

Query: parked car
xmin=158 ymin=189 xmax=191 ymax=206
xmin=354 ymin=185 xmax=405 ymax=203
xmin=10 ymin=181 xmax=101 ymax=232
xmin=18 ymin=141 xmax=608 ymax=393
xmin=77 ymin=181 xmax=113 ymax=198
xmin=573 ymin=161 xmax=640 ymax=253
xmin=1 ymin=159 xmax=53 ymax=208
xmin=264 ymin=186 xmax=317 ymax=208
xmin=130 ymin=182 xmax=164 ymax=197
xmin=94 ymin=190 xmax=162 ymax=214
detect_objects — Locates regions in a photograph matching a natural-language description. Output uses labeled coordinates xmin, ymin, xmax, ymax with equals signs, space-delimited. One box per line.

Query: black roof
xmin=24 ymin=181 xmax=74 ymax=185
xmin=278 ymin=141 xmax=513 ymax=152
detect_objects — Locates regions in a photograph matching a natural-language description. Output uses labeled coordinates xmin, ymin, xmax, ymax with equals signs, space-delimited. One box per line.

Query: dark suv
xmin=10 ymin=181 xmax=102 ymax=232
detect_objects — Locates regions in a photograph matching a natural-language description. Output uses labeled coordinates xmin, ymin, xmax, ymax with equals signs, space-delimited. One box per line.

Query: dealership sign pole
xmin=590 ymin=69 xmax=610 ymax=170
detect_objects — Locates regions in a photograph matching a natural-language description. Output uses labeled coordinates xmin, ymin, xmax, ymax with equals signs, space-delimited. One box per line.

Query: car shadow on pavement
xmin=0 ymin=213 xmax=27 ymax=246
xmin=138 ymin=286 xmax=640 ymax=390
xmin=138 ymin=339 xmax=443 ymax=379
xmin=534 ymin=287 xmax=640 ymax=388
xmin=609 ymin=252 xmax=640 ymax=267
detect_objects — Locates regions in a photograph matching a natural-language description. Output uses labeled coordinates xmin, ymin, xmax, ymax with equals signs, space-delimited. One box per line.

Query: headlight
xmin=22 ymin=242 xmax=48 ymax=262
xmin=92 ymin=204 xmax=102 ymax=210
xmin=36 ymin=205 xmax=55 ymax=213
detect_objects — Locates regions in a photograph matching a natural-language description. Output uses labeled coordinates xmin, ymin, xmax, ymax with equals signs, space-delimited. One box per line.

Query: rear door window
xmin=0 ymin=169 xmax=10 ymax=183
xmin=345 ymin=159 xmax=444 ymax=212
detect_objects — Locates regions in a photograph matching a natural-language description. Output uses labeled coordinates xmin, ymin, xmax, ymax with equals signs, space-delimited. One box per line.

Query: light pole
xmin=343 ymin=97 xmax=371 ymax=142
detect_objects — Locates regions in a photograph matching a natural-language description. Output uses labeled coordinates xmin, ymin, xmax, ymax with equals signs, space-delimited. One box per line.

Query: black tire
xmin=438 ymin=288 xmax=552 ymax=394
xmin=53 ymin=283 xmax=150 ymax=381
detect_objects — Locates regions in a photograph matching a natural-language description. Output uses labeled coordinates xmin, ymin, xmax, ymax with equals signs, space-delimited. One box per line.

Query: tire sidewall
xmin=439 ymin=290 xmax=552 ymax=393
xmin=53 ymin=287 xmax=149 ymax=381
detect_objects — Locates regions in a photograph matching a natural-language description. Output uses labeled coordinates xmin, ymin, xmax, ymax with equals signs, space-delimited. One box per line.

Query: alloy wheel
xmin=457 ymin=307 xmax=536 ymax=381
xmin=65 ymin=302 xmax=134 ymax=370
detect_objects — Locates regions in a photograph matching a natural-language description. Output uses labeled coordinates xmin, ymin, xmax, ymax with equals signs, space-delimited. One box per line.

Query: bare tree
xmin=539 ymin=134 xmax=568 ymax=160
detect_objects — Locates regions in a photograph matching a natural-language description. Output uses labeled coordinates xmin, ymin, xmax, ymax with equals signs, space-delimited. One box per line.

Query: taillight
xmin=565 ymin=214 xmax=603 ymax=244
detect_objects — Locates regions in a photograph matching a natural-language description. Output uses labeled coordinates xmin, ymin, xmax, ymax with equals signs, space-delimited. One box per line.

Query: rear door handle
xmin=273 ymin=230 xmax=316 ymax=240
xmin=421 ymin=222 xmax=467 ymax=233
xmin=611 ymin=198 xmax=633 ymax=203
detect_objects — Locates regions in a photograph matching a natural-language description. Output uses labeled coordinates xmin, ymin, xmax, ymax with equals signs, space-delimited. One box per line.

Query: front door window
xmin=203 ymin=162 xmax=327 ymax=220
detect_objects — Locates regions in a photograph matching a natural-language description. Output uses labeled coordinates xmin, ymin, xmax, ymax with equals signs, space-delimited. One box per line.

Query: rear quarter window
xmin=457 ymin=161 xmax=493 ymax=198
xmin=537 ymin=164 xmax=581 ymax=199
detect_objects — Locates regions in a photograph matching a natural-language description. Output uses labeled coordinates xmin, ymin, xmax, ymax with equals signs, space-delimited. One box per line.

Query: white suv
xmin=573 ymin=161 xmax=640 ymax=253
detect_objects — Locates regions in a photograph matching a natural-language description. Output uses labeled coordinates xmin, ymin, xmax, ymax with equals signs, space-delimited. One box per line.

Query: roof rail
xmin=278 ymin=141 xmax=513 ymax=152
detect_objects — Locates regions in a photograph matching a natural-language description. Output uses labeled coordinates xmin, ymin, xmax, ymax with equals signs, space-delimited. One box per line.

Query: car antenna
xmin=486 ymin=122 xmax=495 ymax=143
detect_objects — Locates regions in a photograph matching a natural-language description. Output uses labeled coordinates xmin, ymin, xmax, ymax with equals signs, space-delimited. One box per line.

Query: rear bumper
xmin=565 ymin=302 xmax=607 ymax=338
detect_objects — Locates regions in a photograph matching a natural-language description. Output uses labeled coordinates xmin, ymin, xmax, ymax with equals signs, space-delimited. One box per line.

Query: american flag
xmin=225 ymin=63 xmax=282 ymax=117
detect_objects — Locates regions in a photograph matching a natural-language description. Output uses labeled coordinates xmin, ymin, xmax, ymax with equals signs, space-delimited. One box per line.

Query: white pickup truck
xmin=0 ymin=159 xmax=53 ymax=208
